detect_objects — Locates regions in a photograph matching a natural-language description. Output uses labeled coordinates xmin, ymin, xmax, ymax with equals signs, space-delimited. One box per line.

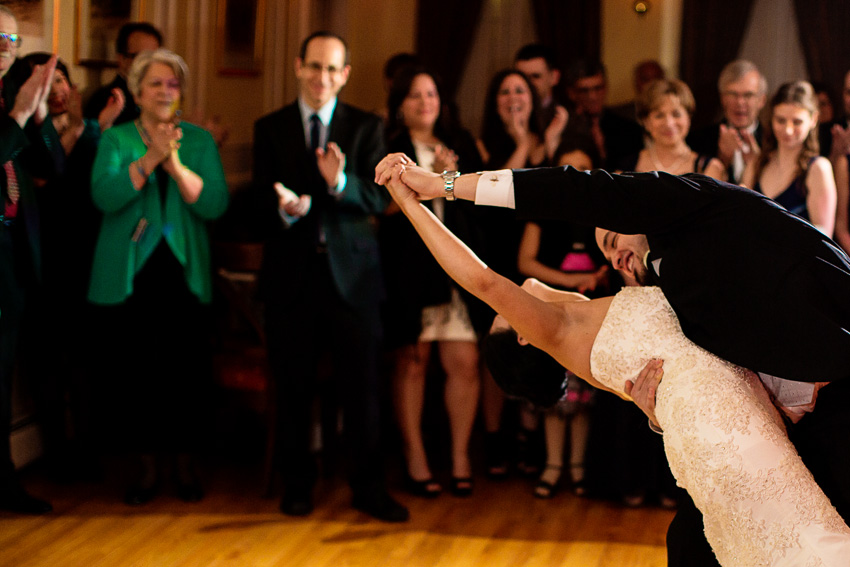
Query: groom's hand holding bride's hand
xmin=384 ymin=164 xmax=421 ymax=209
xmin=376 ymin=153 xmax=444 ymax=200
xmin=625 ymin=359 xmax=664 ymax=430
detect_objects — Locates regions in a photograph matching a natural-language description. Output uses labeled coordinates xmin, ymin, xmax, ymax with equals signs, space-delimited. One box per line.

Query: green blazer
xmin=88 ymin=121 xmax=228 ymax=305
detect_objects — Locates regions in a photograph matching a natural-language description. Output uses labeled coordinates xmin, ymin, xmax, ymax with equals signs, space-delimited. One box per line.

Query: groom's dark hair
xmin=484 ymin=329 xmax=568 ymax=408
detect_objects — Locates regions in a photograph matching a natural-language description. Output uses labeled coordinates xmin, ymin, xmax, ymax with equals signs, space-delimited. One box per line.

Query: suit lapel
xmin=282 ymin=104 xmax=309 ymax=153
xmin=328 ymin=103 xmax=349 ymax=147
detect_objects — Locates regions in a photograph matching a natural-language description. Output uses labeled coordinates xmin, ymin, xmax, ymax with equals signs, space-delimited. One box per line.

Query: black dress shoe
xmin=176 ymin=480 xmax=204 ymax=503
xmin=280 ymin=488 xmax=313 ymax=517
xmin=352 ymin=490 xmax=409 ymax=523
xmin=124 ymin=483 xmax=159 ymax=506
xmin=0 ymin=488 xmax=53 ymax=515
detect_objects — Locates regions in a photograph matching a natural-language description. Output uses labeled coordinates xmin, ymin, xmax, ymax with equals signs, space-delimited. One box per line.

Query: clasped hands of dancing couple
xmin=375 ymin=153 xmax=850 ymax=566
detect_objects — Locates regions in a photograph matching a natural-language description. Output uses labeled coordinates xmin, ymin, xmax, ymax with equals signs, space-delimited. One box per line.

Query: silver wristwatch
xmin=441 ymin=170 xmax=460 ymax=201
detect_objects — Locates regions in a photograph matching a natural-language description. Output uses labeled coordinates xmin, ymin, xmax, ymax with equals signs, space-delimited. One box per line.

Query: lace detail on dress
xmin=590 ymin=286 xmax=850 ymax=566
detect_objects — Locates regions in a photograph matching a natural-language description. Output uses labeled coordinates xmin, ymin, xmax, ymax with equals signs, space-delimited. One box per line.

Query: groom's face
xmin=595 ymin=228 xmax=650 ymax=287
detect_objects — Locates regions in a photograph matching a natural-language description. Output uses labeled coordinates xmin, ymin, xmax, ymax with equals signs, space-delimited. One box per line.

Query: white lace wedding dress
xmin=590 ymin=286 xmax=850 ymax=566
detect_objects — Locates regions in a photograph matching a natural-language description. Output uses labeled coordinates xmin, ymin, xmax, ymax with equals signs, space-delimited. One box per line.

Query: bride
xmin=378 ymin=163 xmax=850 ymax=566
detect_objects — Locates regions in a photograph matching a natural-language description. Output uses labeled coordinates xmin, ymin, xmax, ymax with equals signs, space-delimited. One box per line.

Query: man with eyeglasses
xmin=83 ymin=22 xmax=162 ymax=126
xmin=563 ymin=58 xmax=643 ymax=170
xmin=0 ymin=4 xmax=58 ymax=515
xmin=251 ymin=31 xmax=408 ymax=523
xmin=689 ymin=59 xmax=767 ymax=185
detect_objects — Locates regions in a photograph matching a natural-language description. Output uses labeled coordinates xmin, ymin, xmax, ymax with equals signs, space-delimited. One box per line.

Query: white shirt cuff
xmin=330 ymin=171 xmax=347 ymax=197
xmin=279 ymin=209 xmax=299 ymax=227
xmin=474 ymin=169 xmax=515 ymax=209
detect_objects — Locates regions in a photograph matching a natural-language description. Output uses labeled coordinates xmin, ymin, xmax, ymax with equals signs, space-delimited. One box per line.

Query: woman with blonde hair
xmin=89 ymin=49 xmax=229 ymax=505
xmin=620 ymin=78 xmax=725 ymax=179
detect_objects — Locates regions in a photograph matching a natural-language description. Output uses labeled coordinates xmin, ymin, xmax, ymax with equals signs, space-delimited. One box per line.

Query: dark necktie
xmin=0 ymin=81 xmax=20 ymax=210
xmin=309 ymin=113 xmax=321 ymax=151
xmin=590 ymin=115 xmax=606 ymax=162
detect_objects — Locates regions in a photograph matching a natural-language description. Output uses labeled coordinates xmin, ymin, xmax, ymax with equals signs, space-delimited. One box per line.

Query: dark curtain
xmin=793 ymin=0 xmax=850 ymax=118
xmin=530 ymin=0 xmax=601 ymax=71
xmin=679 ymin=0 xmax=756 ymax=128
xmin=415 ymin=0 xmax=486 ymax=103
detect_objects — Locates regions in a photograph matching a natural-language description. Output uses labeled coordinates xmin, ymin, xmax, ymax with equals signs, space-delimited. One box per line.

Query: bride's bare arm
xmin=384 ymin=166 xmax=600 ymax=377
xmin=520 ymin=277 xmax=590 ymax=303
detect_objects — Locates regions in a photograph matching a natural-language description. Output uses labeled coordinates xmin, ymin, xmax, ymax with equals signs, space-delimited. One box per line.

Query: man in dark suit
xmin=375 ymin=159 xmax=850 ymax=563
xmin=688 ymin=59 xmax=767 ymax=185
xmin=0 ymin=5 xmax=56 ymax=514
xmin=83 ymin=22 xmax=161 ymax=127
xmin=514 ymin=44 xmax=566 ymax=134
xmin=252 ymin=31 xmax=407 ymax=523
xmin=562 ymin=59 xmax=644 ymax=170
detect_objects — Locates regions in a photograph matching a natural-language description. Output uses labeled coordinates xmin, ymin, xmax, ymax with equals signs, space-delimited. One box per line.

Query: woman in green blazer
xmin=89 ymin=49 xmax=228 ymax=505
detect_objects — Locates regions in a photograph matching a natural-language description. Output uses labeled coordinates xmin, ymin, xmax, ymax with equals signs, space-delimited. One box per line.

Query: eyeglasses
xmin=574 ymin=84 xmax=605 ymax=95
xmin=722 ymin=90 xmax=759 ymax=102
xmin=0 ymin=33 xmax=21 ymax=45
xmin=303 ymin=62 xmax=344 ymax=76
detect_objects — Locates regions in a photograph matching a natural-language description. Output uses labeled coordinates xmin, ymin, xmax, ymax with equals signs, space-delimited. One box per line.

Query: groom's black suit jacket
xmin=513 ymin=166 xmax=850 ymax=384
xmin=512 ymin=166 xmax=850 ymax=565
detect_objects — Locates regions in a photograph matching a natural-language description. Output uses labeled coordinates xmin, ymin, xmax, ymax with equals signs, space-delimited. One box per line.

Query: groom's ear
xmin=517 ymin=335 xmax=530 ymax=346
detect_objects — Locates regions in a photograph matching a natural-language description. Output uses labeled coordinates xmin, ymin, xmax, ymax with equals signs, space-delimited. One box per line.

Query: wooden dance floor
xmin=0 ymin=462 xmax=674 ymax=567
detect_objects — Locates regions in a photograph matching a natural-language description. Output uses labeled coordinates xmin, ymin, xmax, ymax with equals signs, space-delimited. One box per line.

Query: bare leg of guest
xmin=440 ymin=341 xmax=479 ymax=495
xmin=480 ymin=363 xmax=508 ymax=477
xmin=569 ymin=409 xmax=590 ymax=495
xmin=535 ymin=410 xmax=566 ymax=498
xmin=517 ymin=404 xmax=541 ymax=475
xmin=392 ymin=342 xmax=440 ymax=494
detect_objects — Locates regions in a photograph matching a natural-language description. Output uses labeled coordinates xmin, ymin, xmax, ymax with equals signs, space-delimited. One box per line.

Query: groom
xmin=375 ymin=157 xmax=850 ymax=566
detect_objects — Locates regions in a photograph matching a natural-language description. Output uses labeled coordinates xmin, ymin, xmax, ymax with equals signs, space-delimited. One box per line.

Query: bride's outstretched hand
xmin=376 ymin=153 xmax=444 ymax=200
xmin=375 ymin=153 xmax=414 ymax=185
xmin=385 ymin=164 xmax=419 ymax=208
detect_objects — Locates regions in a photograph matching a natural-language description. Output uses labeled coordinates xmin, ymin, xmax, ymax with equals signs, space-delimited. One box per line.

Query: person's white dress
xmin=590 ymin=286 xmax=850 ymax=566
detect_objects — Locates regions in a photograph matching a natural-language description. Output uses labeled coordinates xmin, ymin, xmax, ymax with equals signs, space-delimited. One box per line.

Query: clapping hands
xmin=544 ymin=105 xmax=569 ymax=159
xmin=274 ymin=182 xmax=312 ymax=218
xmin=432 ymin=144 xmax=458 ymax=173
xmin=717 ymin=124 xmax=759 ymax=166
xmin=10 ymin=54 xmax=57 ymax=128
xmin=98 ymin=87 xmax=125 ymax=132
xmin=505 ymin=105 xmax=530 ymax=145
xmin=316 ymin=142 xmax=346 ymax=188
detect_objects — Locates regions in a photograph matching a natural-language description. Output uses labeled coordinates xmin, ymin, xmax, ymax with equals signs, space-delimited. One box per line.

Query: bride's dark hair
xmin=483 ymin=329 xmax=567 ymax=408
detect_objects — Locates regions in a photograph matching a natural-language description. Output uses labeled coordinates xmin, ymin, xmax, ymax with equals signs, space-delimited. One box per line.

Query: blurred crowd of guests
xmin=3 ymin=5 xmax=850 ymax=527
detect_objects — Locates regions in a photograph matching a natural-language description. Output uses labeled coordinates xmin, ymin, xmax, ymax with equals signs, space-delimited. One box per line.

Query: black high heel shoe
xmin=534 ymin=464 xmax=562 ymax=499
xmin=450 ymin=476 xmax=473 ymax=497
xmin=570 ymin=463 xmax=587 ymax=497
xmin=404 ymin=474 xmax=442 ymax=498
xmin=484 ymin=432 xmax=509 ymax=479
